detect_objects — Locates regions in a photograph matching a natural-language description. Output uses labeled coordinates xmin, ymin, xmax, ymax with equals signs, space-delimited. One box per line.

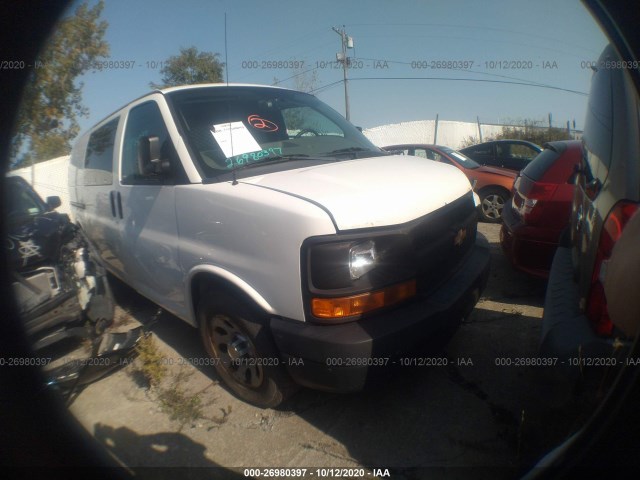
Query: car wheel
xmin=198 ymin=293 xmax=298 ymax=408
xmin=479 ymin=188 xmax=508 ymax=223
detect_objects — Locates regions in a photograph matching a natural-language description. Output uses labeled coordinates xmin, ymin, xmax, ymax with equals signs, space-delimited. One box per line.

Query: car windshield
xmin=6 ymin=178 xmax=45 ymax=223
xmin=167 ymin=86 xmax=383 ymax=178
xmin=440 ymin=147 xmax=481 ymax=169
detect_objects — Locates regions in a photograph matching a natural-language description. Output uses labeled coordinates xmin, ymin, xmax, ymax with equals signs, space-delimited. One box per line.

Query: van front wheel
xmin=198 ymin=294 xmax=297 ymax=408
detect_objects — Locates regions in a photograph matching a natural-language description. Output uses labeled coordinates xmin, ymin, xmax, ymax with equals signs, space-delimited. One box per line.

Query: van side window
xmin=122 ymin=101 xmax=180 ymax=185
xmin=85 ymin=118 xmax=118 ymax=185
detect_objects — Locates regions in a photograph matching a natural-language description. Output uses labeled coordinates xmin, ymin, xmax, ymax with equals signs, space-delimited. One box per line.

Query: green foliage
xmin=11 ymin=1 xmax=109 ymax=166
xmin=157 ymin=370 xmax=204 ymax=430
xmin=156 ymin=368 xmax=231 ymax=431
xmin=130 ymin=334 xmax=231 ymax=430
xmin=273 ymin=67 xmax=318 ymax=93
xmin=294 ymin=68 xmax=319 ymax=93
xmin=459 ymin=135 xmax=480 ymax=149
xmin=491 ymin=119 xmax=573 ymax=145
xmin=134 ymin=334 xmax=167 ymax=387
xmin=285 ymin=69 xmax=319 ymax=130
xmin=150 ymin=46 xmax=225 ymax=89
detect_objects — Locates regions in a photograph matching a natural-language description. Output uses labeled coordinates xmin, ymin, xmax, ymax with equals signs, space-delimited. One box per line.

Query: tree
xmin=272 ymin=67 xmax=319 ymax=93
xmin=11 ymin=1 xmax=109 ymax=167
xmin=460 ymin=135 xmax=480 ymax=148
xmin=150 ymin=47 xmax=225 ymax=89
xmin=491 ymin=118 xmax=573 ymax=145
xmin=272 ymin=68 xmax=319 ymax=130
xmin=459 ymin=118 xmax=575 ymax=150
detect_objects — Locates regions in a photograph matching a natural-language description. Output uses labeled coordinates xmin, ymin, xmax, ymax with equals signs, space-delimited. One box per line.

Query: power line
xmin=346 ymin=55 xmax=581 ymax=91
xmin=346 ymin=22 xmax=599 ymax=56
xmin=309 ymin=76 xmax=588 ymax=96
xmin=271 ymin=65 xmax=322 ymax=86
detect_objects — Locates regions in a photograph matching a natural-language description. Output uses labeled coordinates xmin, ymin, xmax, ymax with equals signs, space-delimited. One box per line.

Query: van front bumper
xmin=269 ymin=235 xmax=490 ymax=392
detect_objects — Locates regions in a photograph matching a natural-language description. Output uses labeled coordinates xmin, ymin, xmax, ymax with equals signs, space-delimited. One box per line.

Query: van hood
xmin=240 ymin=155 xmax=472 ymax=230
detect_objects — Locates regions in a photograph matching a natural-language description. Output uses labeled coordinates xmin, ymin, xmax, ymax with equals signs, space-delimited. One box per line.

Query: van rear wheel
xmin=198 ymin=293 xmax=297 ymax=408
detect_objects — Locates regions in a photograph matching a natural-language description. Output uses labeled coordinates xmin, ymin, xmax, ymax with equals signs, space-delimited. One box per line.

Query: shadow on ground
xmin=94 ymin=423 xmax=244 ymax=479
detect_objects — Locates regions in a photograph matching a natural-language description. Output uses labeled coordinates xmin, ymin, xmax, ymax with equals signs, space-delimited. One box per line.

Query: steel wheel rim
xmin=207 ymin=314 xmax=264 ymax=389
xmin=481 ymin=194 xmax=504 ymax=219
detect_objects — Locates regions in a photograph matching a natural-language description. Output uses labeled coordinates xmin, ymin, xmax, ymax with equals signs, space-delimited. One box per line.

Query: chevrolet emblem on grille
xmin=454 ymin=228 xmax=467 ymax=246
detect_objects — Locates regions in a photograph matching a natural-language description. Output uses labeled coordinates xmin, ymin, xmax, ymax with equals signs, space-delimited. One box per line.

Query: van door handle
xmin=109 ymin=191 xmax=117 ymax=217
xmin=116 ymin=192 xmax=123 ymax=219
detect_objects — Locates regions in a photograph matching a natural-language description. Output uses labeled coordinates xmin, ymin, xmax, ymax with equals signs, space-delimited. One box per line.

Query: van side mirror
xmin=138 ymin=136 xmax=171 ymax=175
xmin=355 ymin=126 xmax=363 ymax=132
xmin=45 ymin=196 xmax=61 ymax=210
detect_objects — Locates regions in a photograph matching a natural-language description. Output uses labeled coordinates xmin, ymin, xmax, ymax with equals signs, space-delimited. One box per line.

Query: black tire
xmin=479 ymin=187 xmax=509 ymax=223
xmin=198 ymin=293 xmax=298 ymax=408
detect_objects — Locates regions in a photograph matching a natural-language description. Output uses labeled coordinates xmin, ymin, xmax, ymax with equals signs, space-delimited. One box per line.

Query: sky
xmin=58 ymin=0 xmax=608 ymax=136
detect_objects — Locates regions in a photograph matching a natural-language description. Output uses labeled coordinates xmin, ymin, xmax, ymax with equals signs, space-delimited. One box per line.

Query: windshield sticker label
xmin=247 ymin=114 xmax=279 ymax=132
xmin=210 ymin=121 xmax=261 ymax=158
xmin=451 ymin=152 xmax=469 ymax=162
xmin=225 ymin=147 xmax=283 ymax=169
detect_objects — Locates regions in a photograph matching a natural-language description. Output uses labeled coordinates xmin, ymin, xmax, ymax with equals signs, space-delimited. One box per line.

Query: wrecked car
xmin=5 ymin=175 xmax=114 ymax=350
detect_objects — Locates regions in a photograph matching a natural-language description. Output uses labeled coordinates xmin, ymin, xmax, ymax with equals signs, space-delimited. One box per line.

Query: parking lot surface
xmin=55 ymin=223 xmax=597 ymax=478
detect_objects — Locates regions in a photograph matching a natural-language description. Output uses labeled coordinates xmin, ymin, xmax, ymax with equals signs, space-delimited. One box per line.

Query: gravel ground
xmin=38 ymin=223 xmax=606 ymax=479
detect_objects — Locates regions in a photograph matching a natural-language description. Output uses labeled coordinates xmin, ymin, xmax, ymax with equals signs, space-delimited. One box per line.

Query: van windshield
xmin=6 ymin=177 xmax=46 ymax=224
xmin=167 ymin=86 xmax=384 ymax=178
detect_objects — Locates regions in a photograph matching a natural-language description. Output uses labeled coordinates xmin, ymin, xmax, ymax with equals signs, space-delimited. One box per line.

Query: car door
xmin=494 ymin=142 xmax=512 ymax=169
xmin=498 ymin=142 xmax=540 ymax=171
xmin=465 ymin=143 xmax=495 ymax=167
xmin=116 ymin=99 xmax=186 ymax=315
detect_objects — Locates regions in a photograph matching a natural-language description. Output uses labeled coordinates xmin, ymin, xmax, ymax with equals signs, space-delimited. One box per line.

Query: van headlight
xmin=303 ymin=234 xmax=416 ymax=322
xmin=349 ymin=240 xmax=377 ymax=279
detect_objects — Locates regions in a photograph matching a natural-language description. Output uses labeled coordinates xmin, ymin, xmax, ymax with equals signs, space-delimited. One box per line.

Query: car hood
xmin=6 ymin=212 xmax=74 ymax=271
xmin=240 ymin=155 xmax=472 ymax=230
xmin=475 ymin=164 xmax=518 ymax=178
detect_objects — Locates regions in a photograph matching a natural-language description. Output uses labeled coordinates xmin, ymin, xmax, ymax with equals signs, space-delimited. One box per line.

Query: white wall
xmin=363 ymin=120 xmax=508 ymax=149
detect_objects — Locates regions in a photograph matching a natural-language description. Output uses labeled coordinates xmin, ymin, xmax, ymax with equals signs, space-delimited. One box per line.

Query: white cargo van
xmin=69 ymin=84 xmax=490 ymax=407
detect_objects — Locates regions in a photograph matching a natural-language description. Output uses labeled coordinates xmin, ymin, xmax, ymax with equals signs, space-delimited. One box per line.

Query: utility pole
xmin=332 ymin=26 xmax=353 ymax=121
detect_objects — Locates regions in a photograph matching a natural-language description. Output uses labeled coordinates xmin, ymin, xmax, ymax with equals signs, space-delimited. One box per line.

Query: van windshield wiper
xmin=320 ymin=147 xmax=385 ymax=159
xmin=230 ymin=154 xmax=330 ymax=176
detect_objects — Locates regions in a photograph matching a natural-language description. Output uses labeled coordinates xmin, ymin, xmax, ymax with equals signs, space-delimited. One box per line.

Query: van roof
xmin=156 ymin=83 xmax=292 ymax=94
xmin=77 ymin=83 xmax=295 ymax=139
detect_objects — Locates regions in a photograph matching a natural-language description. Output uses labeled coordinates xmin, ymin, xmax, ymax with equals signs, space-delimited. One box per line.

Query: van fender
xmin=185 ymin=265 xmax=275 ymax=327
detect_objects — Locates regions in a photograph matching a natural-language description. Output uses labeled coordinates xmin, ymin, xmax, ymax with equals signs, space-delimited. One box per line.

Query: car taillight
xmin=586 ymin=201 xmax=639 ymax=336
xmin=516 ymin=181 xmax=558 ymax=224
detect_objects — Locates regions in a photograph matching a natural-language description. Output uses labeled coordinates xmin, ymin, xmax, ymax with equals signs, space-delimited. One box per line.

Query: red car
xmin=500 ymin=140 xmax=583 ymax=278
xmin=382 ymin=144 xmax=517 ymax=222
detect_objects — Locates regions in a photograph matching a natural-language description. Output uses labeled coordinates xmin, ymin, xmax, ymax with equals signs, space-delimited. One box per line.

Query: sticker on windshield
xmin=210 ymin=121 xmax=261 ymax=158
xmin=225 ymin=147 xmax=283 ymax=169
xmin=247 ymin=114 xmax=279 ymax=132
xmin=450 ymin=151 xmax=470 ymax=162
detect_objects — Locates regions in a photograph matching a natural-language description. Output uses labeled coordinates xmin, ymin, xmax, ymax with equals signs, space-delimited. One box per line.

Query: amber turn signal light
xmin=311 ymin=279 xmax=417 ymax=319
